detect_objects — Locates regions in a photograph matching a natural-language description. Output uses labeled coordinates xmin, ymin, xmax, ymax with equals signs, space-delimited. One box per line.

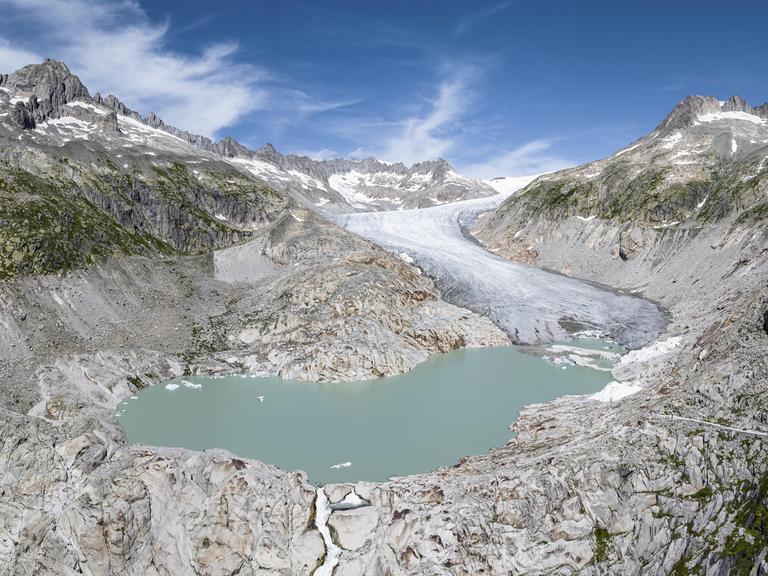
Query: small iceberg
xmin=165 ymin=383 xmax=180 ymax=391
xmin=181 ymin=380 xmax=202 ymax=389
xmin=330 ymin=461 xmax=352 ymax=469
xmin=256 ymin=395 xmax=264 ymax=402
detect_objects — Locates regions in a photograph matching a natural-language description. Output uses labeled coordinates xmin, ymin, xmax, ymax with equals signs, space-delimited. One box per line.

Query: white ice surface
xmin=697 ymin=110 xmax=767 ymax=126
xmin=335 ymin=193 xmax=666 ymax=348
xmin=617 ymin=335 xmax=681 ymax=367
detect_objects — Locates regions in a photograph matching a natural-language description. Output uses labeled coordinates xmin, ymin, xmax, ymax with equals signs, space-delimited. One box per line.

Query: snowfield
xmin=335 ymin=190 xmax=666 ymax=349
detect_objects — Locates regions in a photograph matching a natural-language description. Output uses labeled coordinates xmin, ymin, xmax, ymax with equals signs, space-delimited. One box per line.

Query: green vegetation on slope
xmin=0 ymin=153 xmax=286 ymax=281
xmin=0 ymin=168 xmax=177 ymax=280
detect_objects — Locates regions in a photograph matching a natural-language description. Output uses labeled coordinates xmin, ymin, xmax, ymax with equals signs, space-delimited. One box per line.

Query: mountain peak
xmin=657 ymin=94 xmax=768 ymax=132
xmin=0 ymin=59 xmax=89 ymax=100
xmin=0 ymin=59 xmax=91 ymax=127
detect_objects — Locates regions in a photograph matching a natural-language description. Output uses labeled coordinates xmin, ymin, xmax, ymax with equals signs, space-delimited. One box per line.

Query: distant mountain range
xmin=0 ymin=59 xmax=496 ymax=213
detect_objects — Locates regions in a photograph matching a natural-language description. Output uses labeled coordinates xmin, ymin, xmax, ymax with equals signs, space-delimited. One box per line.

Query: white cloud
xmin=461 ymin=139 xmax=574 ymax=179
xmin=379 ymin=73 xmax=471 ymax=165
xmin=455 ymin=1 xmax=512 ymax=35
xmin=0 ymin=36 xmax=42 ymax=72
xmin=0 ymin=0 xmax=268 ymax=137
xmin=292 ymin=92 xmax=362 ymax=117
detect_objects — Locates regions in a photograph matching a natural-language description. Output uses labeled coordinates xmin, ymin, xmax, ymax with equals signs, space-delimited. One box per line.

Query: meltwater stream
xmin=119 ymin=342 xmax=619 ymax=484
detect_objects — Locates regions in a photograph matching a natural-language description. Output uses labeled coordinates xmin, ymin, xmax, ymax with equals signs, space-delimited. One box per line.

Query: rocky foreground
xmin=1 ymin=61 xmax=767 ymax=575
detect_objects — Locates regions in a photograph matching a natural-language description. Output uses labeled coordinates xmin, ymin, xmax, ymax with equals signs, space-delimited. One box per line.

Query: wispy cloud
xmin=0 ymin=0 xmax=264 ymax=137
xmin=0 ymin=36 xmax=42 ymax=72
xmin=455 ymin=1 xmax=512 ymax=35
xmin=377 ymin=67 xmax=476 ymax=164
xmin=461 ymin=139 xmax=574 ymax=179
xmin=0 ymin=0 xmax=350 ymax=139
xmin=292 ymin=92 xmax=362 ymax=117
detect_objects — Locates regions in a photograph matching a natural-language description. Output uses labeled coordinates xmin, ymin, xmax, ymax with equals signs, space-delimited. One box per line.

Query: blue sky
xmin=1 ymin=0 xmax=767 ymax=177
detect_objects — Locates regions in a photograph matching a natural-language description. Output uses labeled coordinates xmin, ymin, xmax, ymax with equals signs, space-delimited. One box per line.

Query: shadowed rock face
xmin=0 ymin=59 xmax=90 ymax=127
xmin=763 ymin=308 xmax=768 ymax=336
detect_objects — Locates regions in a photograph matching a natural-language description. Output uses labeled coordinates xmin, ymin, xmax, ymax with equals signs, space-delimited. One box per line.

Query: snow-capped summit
xmin=479 ymin=94 xmax=768 ymax=243
xmin=229 ymin=150 xmax=496 ymax=212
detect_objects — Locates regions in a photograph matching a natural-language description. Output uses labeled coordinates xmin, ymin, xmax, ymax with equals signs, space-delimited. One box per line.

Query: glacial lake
xmin=118 ymin=342 xmax=619 ymax=484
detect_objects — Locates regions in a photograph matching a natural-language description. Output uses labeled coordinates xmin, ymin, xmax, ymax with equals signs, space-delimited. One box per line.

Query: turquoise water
xmin=118 ymin=344 xmax=614 ymax=484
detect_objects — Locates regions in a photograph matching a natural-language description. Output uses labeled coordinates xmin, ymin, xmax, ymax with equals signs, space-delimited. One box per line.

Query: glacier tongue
xmin=335 ymin=194 xmax=666 ymax=349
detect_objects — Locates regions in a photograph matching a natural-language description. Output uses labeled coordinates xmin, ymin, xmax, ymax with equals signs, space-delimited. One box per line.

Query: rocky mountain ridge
xmin=474 ymin=93 xmax=768 ymax=260
xmin=1 ymin=59 xmax=495 ymax=212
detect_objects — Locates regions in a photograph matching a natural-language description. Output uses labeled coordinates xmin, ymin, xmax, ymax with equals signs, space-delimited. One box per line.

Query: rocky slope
xmin=454 ymin=95 xmax=768 ymax=574
xmin=475 ymin=94 xmax=768 ymax=264
xmin=0 ymin=60 xmax=288 ymax=280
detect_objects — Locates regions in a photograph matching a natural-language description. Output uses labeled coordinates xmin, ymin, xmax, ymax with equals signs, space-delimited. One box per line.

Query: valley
xmin=0 ymin=59 xmax=766 ymax=576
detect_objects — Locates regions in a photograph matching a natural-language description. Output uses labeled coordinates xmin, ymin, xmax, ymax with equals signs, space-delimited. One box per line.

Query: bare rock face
xmin=618 ymin=226 xmax=645 ymax=261
xmin=10 ymin=100 xmax=34 ymax=128
xmin=327 ymin=506 xmax=379 ymax=551
xmin=2 ymin=59 xmax=91 ymax=124
xmin=98 ymin=110 xmax=120 ymax=133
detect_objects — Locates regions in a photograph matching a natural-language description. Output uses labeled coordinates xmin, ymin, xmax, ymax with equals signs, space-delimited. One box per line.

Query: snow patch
xmin=614 ymin=142 xmax=641 ymax=157
xmin=591 ymin=381 xmax=643 ymax=402
xmin=65 ymin=101 xmax=106 ymax=115
xmin=314 ymin=487 xmax=341 ymax=576
xmin=484 ymin=174 xmax=540 ymax=194
xmin=697 ymin=110 xmax=767 ymax=126
xmin=659 ymin=132 xmax=683 ymax=150
xmin=618 ymin=336 xmax=682 ymax=367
